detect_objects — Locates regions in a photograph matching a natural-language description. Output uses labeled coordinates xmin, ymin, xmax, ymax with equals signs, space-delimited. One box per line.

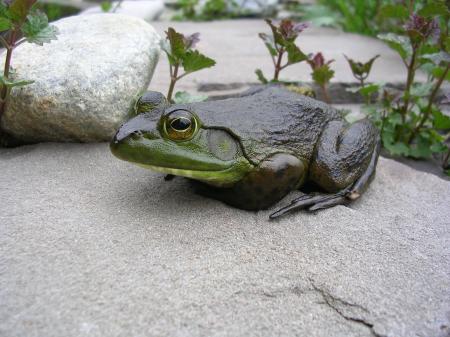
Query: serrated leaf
xmin=418 ymin=1 xmax=449 ymax=17
xmin=359 ymin=83 xmax=380 ymax=97
xmin=182 ymin=50 xmax=215 ymax=73
xmin=22 ymin=11 xmax=58 ymax=45
xmin=101 ymin=1 xmax=112 ymax=12
xmin=408 ymin=132 xmax=437 ymax=158
xmin=383 ymin=139 xmax=410 ymax=156
xmin=378 ymin=33 xmax=412 ymax=60
xmin=173 ymin=91 xmax=208 ymax=104
xmin=410 ymin=82 xmax=434 ymax=97
xmin=311 ymin=65 xmax=334 ymax=86
xmin=9 ymin=0 xmax=35 ymax=23
xmin=387 ymin=112 xmax=403 ymax=126
xmin=285 ymin=42 xmax=307 ymax=64
xmin=0 ymin=16 xmax=11 ymax=32
xmin=265 ymin=19 xmax=285 ymax=47
xmin=433 ymin=110 xmax=450 ymax=129
xmin=255 ymin=69 xmax=268 ymax=84
xmin=422 ymin=51 xmax=450 ymax=65
xmin=166 ymin=27 xmax=186 ymax=60
xmin=258 ymin=33 xmax=277 ymax=56
xmin=431 ymin=66 xmax=450 ymax=81
xmin=379 ymin=4 xmax=409 ymax=19
xmin=430 ymin=142 xmax=447 ymax=153
xmin=0 ymin=75 xmax=33 ymax=87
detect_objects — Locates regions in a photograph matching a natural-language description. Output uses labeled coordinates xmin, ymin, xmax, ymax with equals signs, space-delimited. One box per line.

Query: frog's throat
xmin=136 ymin=160 xmax=252 ymax=187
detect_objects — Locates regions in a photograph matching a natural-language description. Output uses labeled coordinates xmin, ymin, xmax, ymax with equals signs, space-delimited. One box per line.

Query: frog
xmin=110 ymin=86 xmax=380 ymax=219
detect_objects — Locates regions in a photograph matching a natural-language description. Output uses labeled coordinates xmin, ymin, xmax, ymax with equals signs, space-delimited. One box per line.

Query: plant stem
xmin=359 ymin=77 xmax=371 ymax=105
xmin=401 ymin=47 xmax=417 ymax=122
xmin=407 ymin=64 xmax=450 ymax=144
xmin=321 ymin=84 xmax=331 ymax=104
xmin=167 ymin=63 xmax=179 ymax=103
xmin=273 ymin=49 xmax=284 ymax=81
xmin=0 ymin=29 xmax=18 ymax=120
xmin=443 ymin=147 xmax=450 ymax=169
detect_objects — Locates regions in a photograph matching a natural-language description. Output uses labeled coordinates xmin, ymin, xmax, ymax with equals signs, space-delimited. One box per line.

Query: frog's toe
xmin=307 ymin=195 xmax=348 ymax=212
xmin=270 ymin=193 xmax=346 ymax=219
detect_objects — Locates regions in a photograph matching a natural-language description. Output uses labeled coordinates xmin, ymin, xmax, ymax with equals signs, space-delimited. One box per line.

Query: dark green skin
xmin=111 ymin=86 xmax=380 ymax=217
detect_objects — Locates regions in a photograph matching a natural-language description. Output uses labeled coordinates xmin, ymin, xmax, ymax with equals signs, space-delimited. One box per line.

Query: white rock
xmin=1 ymin=14 xmax=161 ymax=142
xmin=234 ymin=0 xmax=278 ymax=13
xmin=80 ymin=0 xmax=165 ymax=21
xmin=198 ymin=0 xmax=278 ymax=14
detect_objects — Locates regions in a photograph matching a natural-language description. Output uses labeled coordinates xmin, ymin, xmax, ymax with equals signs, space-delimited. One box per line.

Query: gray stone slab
xmin=1 ymin=143 xmax=449 ymax=337
xmin=148 ymin=20 xmax=426 ymax=95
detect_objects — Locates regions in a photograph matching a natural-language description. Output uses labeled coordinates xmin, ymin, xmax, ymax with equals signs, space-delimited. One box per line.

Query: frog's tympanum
xmin=111 ymin=86 xmax=380 ymax=219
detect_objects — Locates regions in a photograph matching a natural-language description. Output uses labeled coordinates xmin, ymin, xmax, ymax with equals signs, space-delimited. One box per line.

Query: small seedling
xmin=345 ymin=55 xmax=380 ymax=104
xmin=161 ymin=27 xmax=216 ymax=103
xmin=0 ymin=0 xmax=58 ymax=120
xmin=307 ymin=52 xmax=334 ymax=104
xmin=256 ymin=19 xmax=309 ymax=83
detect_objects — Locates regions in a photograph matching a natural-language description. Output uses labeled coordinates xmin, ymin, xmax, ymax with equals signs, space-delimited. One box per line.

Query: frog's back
xmin=183 ymin=86 xmax=343 ymax=163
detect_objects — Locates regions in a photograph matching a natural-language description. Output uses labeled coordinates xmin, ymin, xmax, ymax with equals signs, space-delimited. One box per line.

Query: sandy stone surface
xmin=1 ymin=143 xmax=449 ymax=337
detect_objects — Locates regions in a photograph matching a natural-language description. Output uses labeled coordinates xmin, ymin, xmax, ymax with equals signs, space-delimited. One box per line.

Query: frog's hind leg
xmin=270 ymin=119 xmax=380 ymax=219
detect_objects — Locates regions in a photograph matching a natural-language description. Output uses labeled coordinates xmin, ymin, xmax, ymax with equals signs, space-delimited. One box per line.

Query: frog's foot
xmin=269 ymin=135 xmax=380 ymax=219
xmin=269 ymin=191 xmax=348 ymax=219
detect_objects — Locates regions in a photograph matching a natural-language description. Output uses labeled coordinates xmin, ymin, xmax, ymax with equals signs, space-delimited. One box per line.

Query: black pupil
xmin=171 ymin=117 xmax=191 ymax=131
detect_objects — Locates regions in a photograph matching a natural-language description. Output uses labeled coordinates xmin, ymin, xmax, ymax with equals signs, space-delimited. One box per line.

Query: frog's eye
xmin=163 ymin=109 xmax=199 ymax=141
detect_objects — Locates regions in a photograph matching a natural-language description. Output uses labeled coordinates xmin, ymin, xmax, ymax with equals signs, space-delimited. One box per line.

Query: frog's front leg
xmin=270 ymin=119 xmax=380 ymax=219
xmin=194 ymin=153 xmax=306 ymax=211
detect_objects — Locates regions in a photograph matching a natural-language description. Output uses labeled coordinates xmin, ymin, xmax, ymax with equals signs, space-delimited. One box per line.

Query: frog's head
xmin=110 ymin=92 xmax=253 ymax=187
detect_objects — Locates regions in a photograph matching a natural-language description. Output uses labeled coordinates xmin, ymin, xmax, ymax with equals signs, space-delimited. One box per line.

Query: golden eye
xmin=163 ymin=109 xmax=198 ymax=141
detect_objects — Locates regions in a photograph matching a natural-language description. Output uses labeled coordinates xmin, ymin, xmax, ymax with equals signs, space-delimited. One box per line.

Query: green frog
xmin=110 ymin=86 xmax=380 ymax=219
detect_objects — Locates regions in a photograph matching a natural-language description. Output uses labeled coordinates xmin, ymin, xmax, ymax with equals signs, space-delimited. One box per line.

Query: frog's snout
xmin=112 ymin=126 xmax=142 ymax=144
xmin=112 ymin=113 xmax=158 ymax=144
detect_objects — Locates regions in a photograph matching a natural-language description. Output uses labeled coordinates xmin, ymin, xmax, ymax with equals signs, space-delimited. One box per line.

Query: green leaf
xmin=418 ymin=1 xmax=449 ymax=17
xmin=383 ymin=140 xmax=410 ymax=156
xmin=0 ymin=16 xmax=11 ymax=32
xmin=378 ymin=33 xmax=412 ymax=60
xmin=445 ymin=169 xmax=450 ymax=177
xmin=422 ymin=52 xmax=450 ymax=66
xmin=181 ymin=50 xmax=216 ymax=73
xmin=433 ymin=110 xmax=450 ymax=130
xmin=379 ymin=4 xmax=409 ymax=19
xmin=22 ymin=11 xmax=59 ymax=45
xmin=410 ymin=82 xmax=434 ymax=97
xmin=258 ymin=33 xmax=277 ymax=57
xmin=265 ymin=19 xmax=285 ymax=47
xmin=409 ymin=142 xmax=432 ymax=158
xmin=100 ymin=1 xmax=112 ymax=12
xmin=311 ymin=65 xmax=334 ymax=86
xmin=0 ymin=75 xmax=33 ymax=88
xmin=432 ymin=66 xmax=450 ymax=81
xmin=430 ymin=142 xmax=447 ymax=153
xmin=173 ymin=91 xmax=208 ymax=104
xmin=359 ymin=83 xmax=380 ymax=97
xmin=166 ymin=27 xmax=186 ymax=60
xmin=9 ymin=0 xmax=36 ymax=23
xmin=285 ymin=42 xmax=308 ymax=64
xmin=255 ymin=69 xmax=268 ymax=84
xmin=387 ymin=112 xmax=403 ymax=126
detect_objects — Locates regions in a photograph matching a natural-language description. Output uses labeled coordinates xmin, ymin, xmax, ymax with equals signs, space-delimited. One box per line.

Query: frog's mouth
xmin=111 ymin=136 xmax=253 ymax=187
xmin=135 ymin=162 xmax=249 ymax=187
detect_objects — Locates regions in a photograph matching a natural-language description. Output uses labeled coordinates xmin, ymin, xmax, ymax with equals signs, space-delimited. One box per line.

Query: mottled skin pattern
xmin=111 ymin=86 xmax=380 ymax=218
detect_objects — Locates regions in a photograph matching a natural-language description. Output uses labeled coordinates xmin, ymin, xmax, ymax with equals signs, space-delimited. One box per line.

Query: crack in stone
xmin=308 ymin=281 xmax=385 ymax=337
